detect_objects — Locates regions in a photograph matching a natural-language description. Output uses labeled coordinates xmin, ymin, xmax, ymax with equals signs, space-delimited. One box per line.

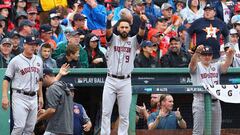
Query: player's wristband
xmin=106 ymin=20 xmax=112 ymax=29
xmin=140 ymin=21 xmax=146 ymax=29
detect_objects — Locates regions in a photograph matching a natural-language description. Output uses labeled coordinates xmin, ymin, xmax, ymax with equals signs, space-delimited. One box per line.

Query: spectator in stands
xmin=147 ymin=94 xmax=187 ymax=129
xmin=0 ymin=3 xmax=14 ymax=32
xmin=215 ymin=0 xmax=232 ymax=24
xmin=145 ymin=0 xmax=161 ymax=26
xmin=161 ymin=3 xmax=182 ymax=28
xmin=231 ymin=15 xmax=240 ymax=48
xmin=174 ymin=0 xmax=186 ymax=16
xmin=37 ymin=68 xmax=73 ymax=135
xmin=38 ymin=43 xmax=57 ymax=69
xmin=39 ymin=24 xmax=57 ymax=49
xmin=177 ymin=25 xmax=188 ymax=50
xmin=233 ymin=3 xmax=240 ymax=15
xmin=180 ymin=0 xmax=204 ymax=28
xmin=72 ymin=13 xmax=89 ymax=35
xmin=188 ymin=3 xmax=229 ymax=60
xmin=56 ymin=43 xmax=81 ymax=68
xmin=13 ymin=0 xmax=27 ymax=15
xmin=0 ymin=38 xmax=13 ymax=68
xmin=0 ymin=15 xmax=6 ymax=41
xmin=225 ymin=29 xmax=239 ymax=52
xmin=82 ymin=0 xmax=107 ymax=30
xmin=148 ymin=31 xmax=164 ymax=63
xmin=112 ymin=0 xmax=132 ymax=24
xmin=10 ymin=30 xmax=23 ymax=56
xmin=199 ymin=0 xmax=207 ymax=9
xmin=49 ymin=10 xmax=67 ymax=44
xmin=134 ymin=40 xmax=158 ymax=68
xmin=84 ymin=33 xmax=107 ymax=68
xmin=27 ymin=6 xmax=40 ymax=30
xmin=15 ymin=11 xmax=27 ymax=28
xmin=160 ymin=37 xmax=191 ymax=67
xmin=52 ymin=30 xmax=89 ymax=68
xmin=18 ymin=19 xmax=34 ymax=47
xmin=113 ymin=8 xmax=140 ymax=37
xmin=224 ymin=43 xmax=240 ymax=67
xmin=189 ymin=45 xmax=234 ymax=135
xmin=68 ymin=83 xmax=92 ymax=135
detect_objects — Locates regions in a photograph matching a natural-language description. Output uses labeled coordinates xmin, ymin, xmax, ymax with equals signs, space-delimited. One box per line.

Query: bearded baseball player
xmin=1 ymin=36 xmax=43 ymax=135
xmin=100 ymin=12 xmax=148 ymax=135
xmin=189 ymin=45 xmax=234 ymax=135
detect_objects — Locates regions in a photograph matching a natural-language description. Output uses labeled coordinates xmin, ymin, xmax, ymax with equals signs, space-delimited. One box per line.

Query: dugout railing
xmin=0 ymin=68 xmax=239 ymax=135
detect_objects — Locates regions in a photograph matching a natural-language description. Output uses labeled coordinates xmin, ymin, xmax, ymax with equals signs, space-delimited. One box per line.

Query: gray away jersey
xmin=105 ymin=34 xmax=139 ymax=76
xmin=5 ymin=54 xmax=43 ymax=92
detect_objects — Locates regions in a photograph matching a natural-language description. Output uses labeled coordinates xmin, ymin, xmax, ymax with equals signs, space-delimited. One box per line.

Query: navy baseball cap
xmin=204 ymin=3 xmax=215 ymax=10
xmin=9 ymin=30 xmax=20 ymax=38
xmin=67 ymin=83 xmax=76 ymax=91
xmin=19 ymin=19 xmax=34 ymax=27
xmin=24 ymin=36 xmax=38 ymax=45
xmin=43 ymin=68 xmax=54 ymax=76
xmin=40 ymin=24 xmax=52 ymax=33
xmin=141 ymin=40 xmax=153 ymax=48
xmin=16 ymin=11 xmax=27 ymax=20
xmin=49 ymin=10 xmax=60 ymax=19
xmin=201 ymin=46 xmax=213 ymax=55
xmin=73 ymin=13 xmax=86 ymax=21
xmin=157 ymin=16 xmax=168 ymax=22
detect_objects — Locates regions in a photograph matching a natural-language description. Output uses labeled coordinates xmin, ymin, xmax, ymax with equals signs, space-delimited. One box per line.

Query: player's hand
xmin=140 ymin=12 xmax=148 ymax=23
xmin=83 ymin=121 xmax=92 ymax=132
xmin=92 ymin=58 xmax=103 ymax=64
xmin=226 ymin=47 xmax=235 ymax=57
xmin=37 ymin=109 xmax=46 ymax=117
xmin=59 ymin=63 xmax=70 ymax=76
xmin=38 ymin=96 xmax=44 ymax=109
xmin=175 ymin=107 xmax=182 ymax=119
xmin=1 ymin=97 xmax=9 ymax=110
xmin=107 ymin=11 xmax=114 ymax=21
xmin=195 ymin=45 xmax=204 ymax=54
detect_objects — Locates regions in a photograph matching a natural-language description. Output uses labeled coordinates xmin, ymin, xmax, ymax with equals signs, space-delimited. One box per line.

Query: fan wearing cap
xmin=0 ymin=38 xmax=13 ymax=68
xmin=15 ymin=11 xmax=28 ymax=27
xmin=224 ymin=28 xmax=240 ymax=52
xmin=10 ymin=30 xmax=23 ymax=56
xmin=161 ymin=3 xmax=182 ymax=28
xmin=189 ymin=45 xmax=234 ymax=135
xmin=39 ymin=24 xmax=57 ymax=49
xmin=72 ymin=13 xmax=88 ymax=32
xmin=134 ymin=40 xmax=158 ymax=67
xmin=84 ymin=33 xmax=107 ymax=68
xmin=27 ymin=6 xmax=40 ymax=30
xmin=52 ymin=30 xmax=89 ymax=68
xmin=175 ymin=0 xmax=186 ymax=16
xmin=49 ymin=10 xmax=67 ymax=44
xmin=82 ymin=0 xmax=107 ymax=30
xmin=160 ymin=37 xmax=191 ymax=67
xmin=1 ymin=35 xmax=43 ymax=135
xmin=188 ymin=3 xmax=229 ymax=59
xmin=37 ymin=68 xmax=74 ymax=135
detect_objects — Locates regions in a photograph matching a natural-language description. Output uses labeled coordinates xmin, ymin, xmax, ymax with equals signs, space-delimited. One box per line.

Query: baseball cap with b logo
xmin=201 ymin=46 xmax=213 ymax=55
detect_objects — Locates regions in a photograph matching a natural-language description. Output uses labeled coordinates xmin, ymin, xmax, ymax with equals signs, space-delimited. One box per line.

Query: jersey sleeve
xmin=107 ymin=33 xmax=117 ymax=47
xmin=5 ymin=58 xmax=16 ymax=79
xmin=81 ymin=106 xmax=91 ymax=123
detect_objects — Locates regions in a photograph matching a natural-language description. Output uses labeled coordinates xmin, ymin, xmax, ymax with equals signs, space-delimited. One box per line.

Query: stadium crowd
xmin=0 ymin=0 xmax=240 ymax=134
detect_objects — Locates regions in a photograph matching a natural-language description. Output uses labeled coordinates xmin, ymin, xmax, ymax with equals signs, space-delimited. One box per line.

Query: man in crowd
xmin=148 ymin=94 xmax=187 ymax=129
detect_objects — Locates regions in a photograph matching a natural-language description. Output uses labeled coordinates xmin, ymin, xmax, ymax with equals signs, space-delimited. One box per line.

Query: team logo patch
xmin=127 ymin=41 xmax=131 ymax=45
xmin=211 ymin=67 xmax=215 ymax=71
xmin=203 ymin=24 xmax=219 ymax=39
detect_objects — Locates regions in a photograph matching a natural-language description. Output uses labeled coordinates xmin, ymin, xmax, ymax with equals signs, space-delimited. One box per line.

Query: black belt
xmin=107 ymin=73 xmax=131 ymax=79
xmin=15 ymin=90 xmax=36 ymax=97
xmin=212 ymin=99 xmax=218 ymax=102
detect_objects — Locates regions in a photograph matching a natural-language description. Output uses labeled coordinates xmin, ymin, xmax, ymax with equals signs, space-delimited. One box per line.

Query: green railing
xmin=0 ymin=68 xmax=239 ymax=135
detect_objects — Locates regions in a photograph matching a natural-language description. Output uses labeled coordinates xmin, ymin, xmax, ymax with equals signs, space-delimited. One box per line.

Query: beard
xmin=150 ymin=102 xmax=157 ymax=109
xmin=119 ymin=31 xmax=128 ymax=39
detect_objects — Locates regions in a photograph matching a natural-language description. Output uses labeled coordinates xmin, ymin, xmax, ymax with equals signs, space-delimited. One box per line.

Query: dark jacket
xmin=56 ymin=54 xmax=82 ymax=68
xmin=134 ymin=52 xmax=158 ymax=68
xmin=84 ymin=33 xmax=107 ymax=68
xmin=0 ymin=52 xmax=13 ymax=68
xmin=160 ymin=49 xmax=191 ymax=67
